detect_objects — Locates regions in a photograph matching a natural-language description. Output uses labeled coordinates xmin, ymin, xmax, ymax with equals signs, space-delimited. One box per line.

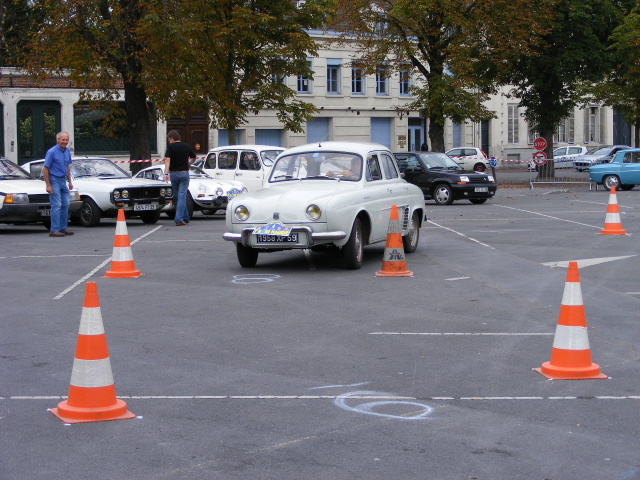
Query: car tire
xmin=473 ymin=163 xmax=486 ymax=172
xmin=603 ymin=175 xmax=620 ymax=191
xmin=165 ymin=209 xmax=176 ymax=220
xmin=79 ymin=198 xmax=101 ymax=227
xmin=42 ymin=219 xmax=51 ymax=230
xmin=187 ymin=194 xmax=195 ymax=218
xmin=402 ymin=211 xmax=420 ymax=253
xmin=469 ymin=198 xmax=487 ymax=204
xmin=139 ymin=210 xmax=161 ymax=224
xmin=343 ymin=218 xmax=364 ymax=270
xmin=619 ymin=184 xmax=635 ymax=191
xmin=433 ymin=184 xmax=454 ymax=205
xmin=201 ymin=209 xmax=218 ymax=215
xmin=236 ymin=243 xmax=259 ymax=268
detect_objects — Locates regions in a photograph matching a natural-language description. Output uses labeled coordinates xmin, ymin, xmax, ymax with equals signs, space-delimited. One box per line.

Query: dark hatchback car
xmin=394 ymin=152 xmax=497 ymax=205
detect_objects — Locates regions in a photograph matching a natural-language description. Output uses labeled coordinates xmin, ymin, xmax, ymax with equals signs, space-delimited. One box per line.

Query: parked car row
xmin=590 ymin=148 xmax=640 ymax=191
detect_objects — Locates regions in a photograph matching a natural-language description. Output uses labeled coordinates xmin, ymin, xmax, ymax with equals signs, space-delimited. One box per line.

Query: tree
xmin=0 ymin=0 xmax=44 ymax=66
xmin=507 ymin=0 xmax=634 ymax=177
xmin=589 ymin=5 xmax=640 ymax=147
xmin=144 ymin=0 xmax=335 ymax=145
xmin=22 ymin=0 xmax=154 ymax=170
xmin=329 ymin=0 xmax=552 ymax=152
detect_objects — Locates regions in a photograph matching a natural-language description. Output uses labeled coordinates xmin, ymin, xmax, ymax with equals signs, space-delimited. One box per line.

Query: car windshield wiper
xmin=271 ymin=175 xmax=301 ymax=181
xmin=0 ymin=174 xmax=24 ymax=179
xmin=302 ymin=175 xmax=339 ymax=180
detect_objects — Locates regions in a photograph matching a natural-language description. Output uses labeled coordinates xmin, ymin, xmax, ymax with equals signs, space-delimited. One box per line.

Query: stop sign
xmin=533 ymin=137 xmax=547 ymax=151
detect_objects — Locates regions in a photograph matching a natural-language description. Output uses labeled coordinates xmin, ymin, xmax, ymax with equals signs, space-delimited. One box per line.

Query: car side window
xmin=239 ymin=152 xmax=260 ymax=171
xmin=632 ymin=152 xmax=640 ymax=163
xmin=205 ymin=153 xmax=216 ymax=169
xmin=464 ymin=149 xmax=476 ymax=156
xmin=622 ymin=152 xmax=634 ymax=163
xmin=448 ymin=149 xmax=462 ymax=157
xmin=218 ymin=152 xmax=237 ymax=170
xmin=29 ymin=162 xmax=45 ymax=179
xmin=568 ymin=147 xmax=581 ymax=155
xmin=366 ymin=155 xmax=382 ymax=181
xmin=380 ymin=153 xmax=399 ymax=179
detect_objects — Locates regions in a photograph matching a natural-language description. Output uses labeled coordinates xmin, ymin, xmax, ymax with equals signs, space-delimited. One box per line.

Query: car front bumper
xmin=0 ymin=199 xmax=81 ymax=223
xmin=451 ymin=184 xmax=497 ymax=200
xmin=223 ymin=225 xmax=347 ymax=249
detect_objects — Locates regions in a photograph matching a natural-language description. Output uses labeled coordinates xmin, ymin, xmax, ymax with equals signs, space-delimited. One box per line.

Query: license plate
xmin=474 ymin=187 xmax=488 ymax=192
xmin=39 ymin=209 xmax=51 ymax=216
xmin=134 ymin=203 xmax=157 ymax=211
xmin=256 ymin=233 xmax=299 ymax=243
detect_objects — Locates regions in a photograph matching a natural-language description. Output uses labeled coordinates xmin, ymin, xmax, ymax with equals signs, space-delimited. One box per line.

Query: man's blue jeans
xmin=170 ymin=171 xmax=190 ymax=224
xmin=49 ymin=175 xmax=70 ymax=232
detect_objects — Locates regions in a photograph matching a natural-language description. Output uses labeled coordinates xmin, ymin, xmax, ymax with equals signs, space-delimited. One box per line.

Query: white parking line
xmin=53 ymin=225 xmax=163 ymax=300
xmin=428 ymin=221 xmax=495 ymax=250
xmin=494 ymin=204 xmax=601 ymax=229
xmin=5 ymin=395 xmax=640 ymax=401
xmin=369 ymin=332 xmax=553 ymax=336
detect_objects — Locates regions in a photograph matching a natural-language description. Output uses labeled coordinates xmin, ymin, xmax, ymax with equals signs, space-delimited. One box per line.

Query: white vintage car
xmin=134 ymin=165 xmax=247 ymax=217
xmin=194 ymin=144 xmax=285 ymax=191
xmin=0 ymin=158 xmax=81 ymax=229
xmin=23 ymin=157 xmax=173 ymax=227
xmin=223 ymin=141 xmax=426 ymax=269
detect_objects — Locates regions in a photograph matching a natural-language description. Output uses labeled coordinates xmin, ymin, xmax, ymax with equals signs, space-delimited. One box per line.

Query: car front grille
xmin=469 ymin=176 xmax=490 ymax=183
xmin=126 ymin=187 xmax=164 ymax=199
xmin=28 ymin=194 xmax=49 ymax=203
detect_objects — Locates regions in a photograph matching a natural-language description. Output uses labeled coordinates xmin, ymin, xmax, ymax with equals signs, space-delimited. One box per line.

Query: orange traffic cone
xmin=535 ymin=262 xmax=607 ymax=380
xmin=376 ymin=205 xmax=413 ymax=277
xmin=599 ymin=185 xmax=628 ymax=235
xmin=50 ymin=282 xmax=135 ymax=423
xmin=104 ymin=209 xmax=143 ymax=278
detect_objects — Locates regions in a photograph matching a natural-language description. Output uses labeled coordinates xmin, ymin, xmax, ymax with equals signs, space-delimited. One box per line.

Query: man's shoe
xmin=49 ymin=231 xmax=65 ymax=237
xmin=61 ymin=230 xmax=75 ymax=235
xmin=175 ymin=222 xmax=187 ymax=226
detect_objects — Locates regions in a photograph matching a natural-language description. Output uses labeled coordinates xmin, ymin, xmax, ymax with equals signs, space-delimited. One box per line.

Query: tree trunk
xmin=535 ymin=128 xmax=555 ymax=181
xmin=428 ymin=117 xmax=445 ymax=153
xmin=123 ymin=80 xmax=153 ymax=174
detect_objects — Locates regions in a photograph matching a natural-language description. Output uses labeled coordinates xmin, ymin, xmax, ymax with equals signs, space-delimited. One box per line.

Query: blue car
xmin=589 ymin=148 xmax=640 ymax=191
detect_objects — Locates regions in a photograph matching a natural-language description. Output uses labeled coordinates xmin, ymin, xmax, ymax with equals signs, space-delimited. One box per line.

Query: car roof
xmin=281 ymin=141 xmax=390 ymax=156
xmin=207 ymin=145 xmax=285 ymax=153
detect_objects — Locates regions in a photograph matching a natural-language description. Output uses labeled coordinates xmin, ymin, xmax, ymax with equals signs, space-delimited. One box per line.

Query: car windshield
xmin=189 ymin=166 xmax=212 ymax=178
xmin=590 ymin=147 xmax=613 ymax=156
xmin=420 ymin=153 xmax=461 ymax=169
xmin=269 ymin=152 xmax=363 ymax=182
xmin=71 ymin=158 xmax=129 ymax=178
xmin=260 ymin=150 xmax=284 ymax=167
xmin=0 ymin=159 xmax=34 ymax=179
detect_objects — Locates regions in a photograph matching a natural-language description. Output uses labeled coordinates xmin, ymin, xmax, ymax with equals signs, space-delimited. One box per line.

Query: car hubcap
xmin=435 ymin=188 xmax=449 ymax=203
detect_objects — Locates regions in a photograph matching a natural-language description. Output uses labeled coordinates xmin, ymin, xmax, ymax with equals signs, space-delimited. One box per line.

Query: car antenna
xmin=318 ymin=133 xmax=329 ymax=148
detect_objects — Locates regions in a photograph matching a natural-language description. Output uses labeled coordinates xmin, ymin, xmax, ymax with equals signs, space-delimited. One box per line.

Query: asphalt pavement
xmin=1 ymin=181 xmax=639 ymax=480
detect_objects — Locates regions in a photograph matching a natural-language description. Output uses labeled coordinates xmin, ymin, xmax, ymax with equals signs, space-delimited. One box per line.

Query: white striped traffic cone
xmin=376 ymin=205 xmax=413 ymax=277
xmin=50 ymin=282 xmax=135 ymax=423
xmin=599 ymin=185 xmax=628 ymax=235
xmin=534 ymin=262 xmax=607 ymax=379
xmin=104 ymin=209 xmax=142 ymax=278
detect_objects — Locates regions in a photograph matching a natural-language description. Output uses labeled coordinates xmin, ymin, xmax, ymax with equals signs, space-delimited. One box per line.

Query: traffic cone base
xmin=535 ymin=262 xmax=607 ymax=380
xmin=376 ymin=205 xmax=413 ymax=277
xmin=599 ymin=186 xmax=628 ymax=235
xmin=104 ymin=209 xmax=143 ymax=278
xmin=51 ymin=282 xmax=135 ymax=423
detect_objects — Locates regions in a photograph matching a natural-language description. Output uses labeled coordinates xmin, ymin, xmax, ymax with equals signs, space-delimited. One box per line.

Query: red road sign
xmin=533 ymin=151 xmax=547 ymax=165
xmin=533 ymin=137 xmax=547 ymax=151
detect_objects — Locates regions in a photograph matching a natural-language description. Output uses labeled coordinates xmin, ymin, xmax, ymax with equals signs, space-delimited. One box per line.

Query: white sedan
xmin=223 ymin=141 xmax=426 ymax=269
xmin=134 ymin=165 xmax=247 ymax=218
xmin=22 ymin=157 xmax=173 ymax=227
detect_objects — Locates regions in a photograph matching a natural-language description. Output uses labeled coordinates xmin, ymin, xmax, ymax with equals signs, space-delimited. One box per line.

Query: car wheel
xmin=402 ymin=211 xmax=420 ymax=253
xmin=619 ymin=184 xmax=635 ymax=191
xmin=603 ymin=175 xmax=620 ymax=191
xmin=165 ymin=208 xmax=176 ymax=220
xmin=201 ymin=209 xmax=218 ymax=215
xmin=79 ymin=198 xmax=101 ymax=227
xmin=433 ymin=184 xmax=454 ymax=205
xmin=343 ymin=218 xmax=364 ymax=270
xmin=187 ymin=194 xmax=195 ymax=218
xmin=42 ymin=218 xmax=51 ymax=230
xmin=469 ymin=198 xmax=487 ymax=204
xmin=139 ymin=210 xmax=162 ymax=224
xmin=236 ymin=243 xmax=258 ymax=268
xmin=474 ymin=163 xmax=486 ymax=172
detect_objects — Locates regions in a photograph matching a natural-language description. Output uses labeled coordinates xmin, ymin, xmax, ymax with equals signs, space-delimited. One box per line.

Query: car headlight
xmin=306 ymin=204 xmax=322 ymax=221
xmin=197 ymin=183 xmax=206 ymax=193
xmin=234 ymin=205 xmax=250 ymax=221
xmin=69 ymin=190 xmax=80 ymax=201
xmin=4 ymin=193 xmax=28 ymax=204
xmin=459 ymin=176 xmax=470 ymax=183
xmin=242 ymin=187 xmax=248 ymax=193
xmin=166 ymin=187 xmax=173 ymax=197
xmin=119 ymin=189 xmax=129 ymax=199
xmin=487 ymin=175 xmax=495 ymax=182
xmin=113 ymin=190 xmax=121 ymax=200
xmin=215 ymin=187 xmax=224 ymax=196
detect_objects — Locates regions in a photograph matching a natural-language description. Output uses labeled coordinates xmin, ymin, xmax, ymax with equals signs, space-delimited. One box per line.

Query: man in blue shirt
xmin=43 ymin=132 xmax=74 ymax=237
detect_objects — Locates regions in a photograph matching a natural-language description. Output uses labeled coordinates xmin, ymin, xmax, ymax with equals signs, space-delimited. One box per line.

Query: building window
xmin=327 ymin=59 xmax=341 ymax=94
xmin=556 ymin=111 xmax=575 ymax=144
xmin=399 ymin=67 xmax=412 ymax=96
xmin=507 ymin=105 xmax=519 ymax=144
xmin=352 ymin=66 xmax=365 ymax=95
xmin=376 ymin=66 xmax=388 ymax=95
xmin=297 ymin=60 xmax=312 ymax=94
xmin=585 ymin=106 xmax=605 ymax=143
